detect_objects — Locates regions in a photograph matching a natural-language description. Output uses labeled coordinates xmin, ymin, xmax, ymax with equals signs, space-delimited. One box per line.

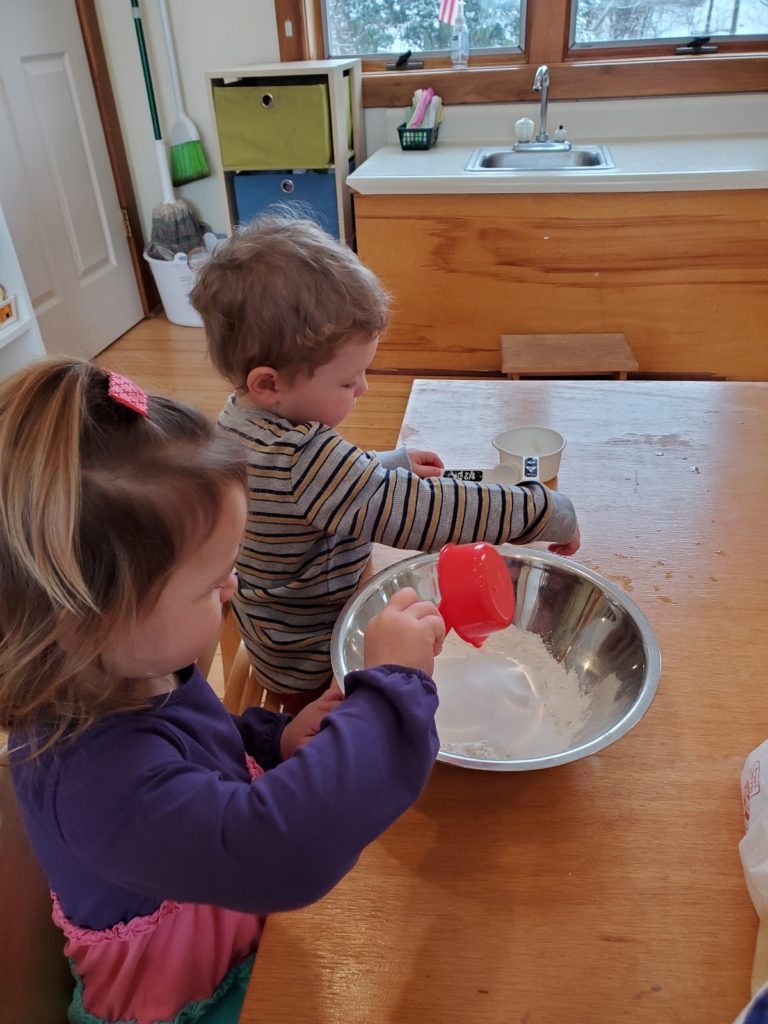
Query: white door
xmin=0 ymin=0 xmax=142 ymax=360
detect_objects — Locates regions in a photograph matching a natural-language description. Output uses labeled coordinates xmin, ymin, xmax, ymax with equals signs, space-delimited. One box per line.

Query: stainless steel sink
xmin=465 ymin=145 xmax=614 ymax=172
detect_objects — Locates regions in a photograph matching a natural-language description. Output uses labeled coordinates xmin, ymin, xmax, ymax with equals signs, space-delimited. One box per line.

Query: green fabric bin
xmin=214 ymin=83 xmax=333 ymax=170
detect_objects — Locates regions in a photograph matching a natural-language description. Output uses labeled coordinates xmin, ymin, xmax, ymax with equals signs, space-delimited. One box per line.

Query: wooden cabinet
xmin=207 ymin=59 xmax=364 ymax=245
xmin=353 ymin=190 xmax=768 ymax=380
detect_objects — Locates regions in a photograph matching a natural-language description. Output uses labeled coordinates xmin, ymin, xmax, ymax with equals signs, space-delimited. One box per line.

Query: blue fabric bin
xmin=232 ymin=169 xmax=340 ymax=239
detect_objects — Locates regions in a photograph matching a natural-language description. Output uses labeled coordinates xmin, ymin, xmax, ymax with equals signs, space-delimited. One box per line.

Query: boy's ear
xmin=245 ymin=366 xmax=282 ymax=408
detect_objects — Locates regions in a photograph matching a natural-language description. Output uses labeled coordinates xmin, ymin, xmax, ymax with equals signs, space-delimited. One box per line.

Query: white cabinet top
xmin=347 ymin=136 xmax=768 ymax=195
xmin=206 ymin=59 xmax=360 ymax=79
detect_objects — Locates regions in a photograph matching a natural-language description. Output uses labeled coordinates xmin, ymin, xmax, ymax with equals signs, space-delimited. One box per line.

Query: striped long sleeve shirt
xmin=219 ymin=396 xmax=577 ymax=694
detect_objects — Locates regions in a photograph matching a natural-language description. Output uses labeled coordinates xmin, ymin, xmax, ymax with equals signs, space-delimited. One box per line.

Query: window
xmin=276 ymin=0 xmax=768 ymax=103
xmin=326 ymin=0 xmax=523 ymax=57
xmin=572 ymin=0 xmax=768 ymax=46
xmin=323 ymin=0 xmax=767 ymax=58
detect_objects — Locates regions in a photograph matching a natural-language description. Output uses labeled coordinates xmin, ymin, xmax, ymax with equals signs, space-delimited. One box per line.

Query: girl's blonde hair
xmin=0 ymin=358 xmax=246 ymax=760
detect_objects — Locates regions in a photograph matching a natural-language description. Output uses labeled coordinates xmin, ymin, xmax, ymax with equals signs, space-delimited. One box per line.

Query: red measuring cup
xmin=437 ymin=542 xmax=516 ymax=648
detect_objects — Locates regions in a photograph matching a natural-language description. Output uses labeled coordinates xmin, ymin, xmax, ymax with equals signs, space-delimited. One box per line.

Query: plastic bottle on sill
xmin=450 ymin=0 xmax=470 ymax=69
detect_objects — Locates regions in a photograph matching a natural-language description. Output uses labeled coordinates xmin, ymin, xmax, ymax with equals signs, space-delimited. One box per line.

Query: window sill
xmin=361 ymin=53 xmax=768 ymax=107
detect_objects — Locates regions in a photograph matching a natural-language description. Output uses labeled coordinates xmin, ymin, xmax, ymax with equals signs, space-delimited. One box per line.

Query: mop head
xmin=148 ymin=198 xmax=205 ymax=257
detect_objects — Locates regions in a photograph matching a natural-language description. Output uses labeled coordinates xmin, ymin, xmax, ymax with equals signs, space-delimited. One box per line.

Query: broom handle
xmin=130 ymin=0 xmax=161 ymax=140
xmin=154 ymin=140 xmax=176 ymax=206
xmin=130 ymin=0 xmax=175 ymax=204
xmin=157 ymin=0 xmax=185 ymax=116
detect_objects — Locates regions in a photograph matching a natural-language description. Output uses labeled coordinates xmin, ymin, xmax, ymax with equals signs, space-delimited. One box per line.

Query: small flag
xmin=439 ymin=0 xmax=457 ymax=25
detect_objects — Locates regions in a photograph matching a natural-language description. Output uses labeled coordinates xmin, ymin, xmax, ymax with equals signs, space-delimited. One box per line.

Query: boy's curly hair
xmin=190 ymin=212 xmax=390 ymax=388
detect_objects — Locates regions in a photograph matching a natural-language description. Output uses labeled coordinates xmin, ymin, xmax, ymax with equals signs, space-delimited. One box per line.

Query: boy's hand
xmin=408 ymin=449 xmax=444 ymax=479
xmin=549 ymin=525 xmax=581 ymax=557
xmin=279 ymin=682 xmax=344 ymax=759
xmin=363 ymin=588 xmax=445 ymax=678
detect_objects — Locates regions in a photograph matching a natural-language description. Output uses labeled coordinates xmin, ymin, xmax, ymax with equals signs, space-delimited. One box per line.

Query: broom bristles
xmin=170 ymin=140 xmax=210 ymax=186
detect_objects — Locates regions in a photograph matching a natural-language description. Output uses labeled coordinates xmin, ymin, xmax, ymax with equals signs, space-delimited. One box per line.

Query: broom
xmin=157 ymin=0 xmax=210 ymax=186
xmin=131 ymin=0 xmax=204 ymax=257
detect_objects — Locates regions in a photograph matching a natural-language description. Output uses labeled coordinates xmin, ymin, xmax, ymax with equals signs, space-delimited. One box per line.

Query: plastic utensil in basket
xmin=437 ymin=542 xmax=516 ymax=648
xmin=398 ymin=122 xmax=440 ymax=151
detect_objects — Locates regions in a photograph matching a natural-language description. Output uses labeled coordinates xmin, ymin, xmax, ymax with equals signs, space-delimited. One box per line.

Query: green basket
xmin=398 ymin=122 xmax=440 ymax=151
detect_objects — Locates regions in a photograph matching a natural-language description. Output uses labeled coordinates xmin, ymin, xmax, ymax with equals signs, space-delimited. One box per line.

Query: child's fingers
xmin=421 ymin=450 xmax=444 ymax=468
xmin=403 ymin=599 xmax=442 ymax=621
xmin=431 ymin=612 xmax=446 ymax=639
xmin=549 ymin=536 xmax=580 ymax=556
xmin=430 ymin=611 xmax=446 ymax=638
xmin=422 ymin=612 xmax=446 ymax=659
xmin=426 ymin=613 xmax=446 ymax=647
xmin=313 ymin=686 xmax=344 ymax=712
xmin=386 ymin=587 xmax=421 ymax=611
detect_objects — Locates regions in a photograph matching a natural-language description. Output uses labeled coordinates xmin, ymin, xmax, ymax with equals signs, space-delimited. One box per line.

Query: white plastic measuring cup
xmin=492 ymin=426 xmax=566 ymax=484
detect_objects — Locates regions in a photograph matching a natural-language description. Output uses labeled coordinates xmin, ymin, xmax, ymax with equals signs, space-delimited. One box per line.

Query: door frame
xmin=74 ymin=0 xmax=159 ymax=316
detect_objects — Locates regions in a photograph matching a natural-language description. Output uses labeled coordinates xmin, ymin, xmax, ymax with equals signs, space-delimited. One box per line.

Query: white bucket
xmin=144 ymin=251 xmax=204 ymax=327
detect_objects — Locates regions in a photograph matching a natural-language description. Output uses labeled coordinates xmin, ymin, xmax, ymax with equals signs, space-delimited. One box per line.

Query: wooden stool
xmin=500 ymin=333 xmax=638 ymax=380
xmin=0 ymin=768 xmax=74 ymax=1023
xmin=214 ymin=604 xmax=330 ymax=717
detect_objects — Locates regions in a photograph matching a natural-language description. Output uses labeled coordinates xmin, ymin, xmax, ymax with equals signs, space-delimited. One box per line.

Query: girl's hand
xmin=408 ymin=449 xmax=444 ymax=479
xmin=280 ymin=682 xmax=344 ymax=759
xmin=363 ymin=588 xmax=445 ymax=677
xmin=549 ymin=525 xmax=581 ymax=557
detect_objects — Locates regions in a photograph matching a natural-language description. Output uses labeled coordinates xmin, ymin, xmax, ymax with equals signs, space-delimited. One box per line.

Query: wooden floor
xmin=99 ymin=315 xmax=415 ymax=452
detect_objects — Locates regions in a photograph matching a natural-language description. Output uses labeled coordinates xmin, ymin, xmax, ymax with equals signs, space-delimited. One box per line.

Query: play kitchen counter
xmin=239 ymin=378 xmax=768 ymax=1024
xmin=347 ymin=139 xmax=768 ymax=380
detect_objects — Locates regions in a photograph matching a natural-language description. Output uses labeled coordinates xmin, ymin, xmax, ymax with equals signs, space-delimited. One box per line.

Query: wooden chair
xmin=500 ymin=333 xmax=638 ymax=380
xmin=206 ymin=604 xmax=329 ymax=717
xmin=222 ymin=633 xmax=283 ymax=715
xmin=0 ymin=765 xmax=73 ymax=1024
xmin=197 ymin=600 xmax=242 ymax=683
xmin=201 ymin=604 xmax=284 ymax=715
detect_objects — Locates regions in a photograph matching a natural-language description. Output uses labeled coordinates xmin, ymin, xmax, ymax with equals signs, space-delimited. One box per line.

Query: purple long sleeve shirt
xmin=11 ymin=663 xmax=439 ymax=931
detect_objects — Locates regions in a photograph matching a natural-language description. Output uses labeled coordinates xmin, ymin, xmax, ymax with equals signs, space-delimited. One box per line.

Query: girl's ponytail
xmin=0 ymin=359 xmax=95 ymax=615
xmin=0 ymin=357 xmax=245 ymax=759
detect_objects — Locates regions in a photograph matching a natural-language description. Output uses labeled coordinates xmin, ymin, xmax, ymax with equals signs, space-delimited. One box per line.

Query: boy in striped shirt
xmin=191 ymin=215 xmax=580 ymax=712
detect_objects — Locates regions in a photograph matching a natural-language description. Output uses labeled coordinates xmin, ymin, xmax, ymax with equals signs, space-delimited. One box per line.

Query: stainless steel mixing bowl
xmin=331 ymin=548 xmax=661 ymax=771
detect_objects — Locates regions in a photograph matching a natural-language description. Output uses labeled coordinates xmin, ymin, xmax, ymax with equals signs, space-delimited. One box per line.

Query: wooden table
xmin=241 ymin=379 xmax=768 ymax=1024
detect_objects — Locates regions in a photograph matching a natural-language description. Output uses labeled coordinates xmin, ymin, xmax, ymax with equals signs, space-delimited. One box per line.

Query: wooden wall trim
xmin=362 ymin=53 xmax=768 ymax=107
xmin=75 ymin=0 xmax=158 ymax=316
xmin=526 ymin=0 xmax=569 ymax=64
xmin=275 ymin=0 xmax=326 ymax=61
xmin=274 ymin=0 xmax=316 ymax=62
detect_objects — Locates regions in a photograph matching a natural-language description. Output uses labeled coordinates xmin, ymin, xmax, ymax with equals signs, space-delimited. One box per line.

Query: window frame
xmin=274 ymin=0 xmax=768 ymax=105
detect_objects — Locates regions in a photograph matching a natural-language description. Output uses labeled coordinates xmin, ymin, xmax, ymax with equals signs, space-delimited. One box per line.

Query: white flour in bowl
xmin=433 ymin=626 xmax=591 ymax=762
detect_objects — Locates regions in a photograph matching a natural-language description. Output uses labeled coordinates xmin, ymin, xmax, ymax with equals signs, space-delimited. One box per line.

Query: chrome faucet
xmin=533 ymin=64 xmax=550 ymax=142
xmin=514 ymin=65 xmax=570 ymax=152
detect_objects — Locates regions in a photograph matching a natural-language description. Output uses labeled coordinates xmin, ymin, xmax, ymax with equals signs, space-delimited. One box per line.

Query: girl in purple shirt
xmin=0 ymin=358 xmax=443 ymax=1024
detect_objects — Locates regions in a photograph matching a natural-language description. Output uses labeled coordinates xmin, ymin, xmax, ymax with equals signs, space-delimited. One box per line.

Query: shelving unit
xmin=0 ymin=202 xmax=45 ymax=378
xmin=205 ymin=59 xmax=364 ymax=246
xmin=0 ymin=317 xmax=33 ymax=351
